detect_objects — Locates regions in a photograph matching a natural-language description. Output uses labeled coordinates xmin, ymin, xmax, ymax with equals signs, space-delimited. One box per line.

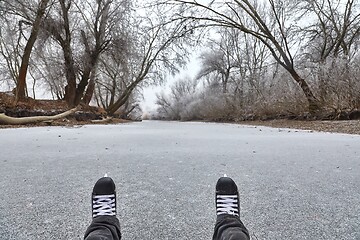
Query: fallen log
xmin=0 ymin=107 xmax=78 ymax=125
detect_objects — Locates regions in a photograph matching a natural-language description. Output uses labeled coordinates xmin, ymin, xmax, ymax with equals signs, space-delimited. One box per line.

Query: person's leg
xmin=84 ymin=216 xmax=121 ymax=240
xmin=84 ymin=175 xmax=121 ymax=240
xmin=212 ymin=176 xmax=250 ymax=240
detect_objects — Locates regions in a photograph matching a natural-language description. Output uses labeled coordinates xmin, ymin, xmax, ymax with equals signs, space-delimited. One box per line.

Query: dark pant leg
xmin=84 ymin=216 xmax=121 ymax=240
xmin=213 ymin=215 xmax=250 ymax=240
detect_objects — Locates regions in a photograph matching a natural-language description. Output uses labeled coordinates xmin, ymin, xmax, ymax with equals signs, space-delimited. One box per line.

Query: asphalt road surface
xmin=0 ymin=121 xmax=359 ymax=240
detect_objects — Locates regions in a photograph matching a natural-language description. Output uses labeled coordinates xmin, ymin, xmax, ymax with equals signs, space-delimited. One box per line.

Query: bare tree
xmin=93 ymin=15 xmax=132 ymax=111
xmin=299 ymin=0 xmax=360 ymax=110
xmin=43 ymin=0 xmax=122 ymax=107
xmin=300 ymin=0 xmax=360 ymax=60
xmin=104 ymin=9 xmax=192 ymax=115
xmin=72 ymin=0 xmax=113 ymax=106
xmin=196 ymin=26 xmax=273 ymax=112
xmin=166 ymin=0 xmax=322 ymax=112
xmin=196 ymin=31 xmax=237 ymax=94
xmin=14 ymin=0 xmax=50 ymax=102
xmin=0 ymin=17 xmax=22 ymax=88
xmin=41 ymin=0 xmax=77 ymax=105
xmin=155 ymin=76 xmax=197 ymax=120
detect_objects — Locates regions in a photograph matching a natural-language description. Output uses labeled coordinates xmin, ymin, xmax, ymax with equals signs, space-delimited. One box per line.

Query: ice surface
xmin=0 ymin=121 xmax=359 ymax=239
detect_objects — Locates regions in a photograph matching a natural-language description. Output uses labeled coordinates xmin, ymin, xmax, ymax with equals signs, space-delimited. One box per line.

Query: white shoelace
xmin=92 ymin=194 xmax=116 ymax=218
xmin=216 ymin=194 xmax=239 ymax=216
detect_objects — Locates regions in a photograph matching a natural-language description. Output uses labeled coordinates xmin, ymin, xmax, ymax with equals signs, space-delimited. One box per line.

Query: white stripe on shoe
xmin=92 ymin=194 xmax=116 ymax=218
xmin=216 ymin=194 xmax=239 ymax=216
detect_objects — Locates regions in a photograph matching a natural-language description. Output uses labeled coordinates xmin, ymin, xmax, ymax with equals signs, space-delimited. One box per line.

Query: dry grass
xmin=241 ymin=119 xmax=360 ymax=135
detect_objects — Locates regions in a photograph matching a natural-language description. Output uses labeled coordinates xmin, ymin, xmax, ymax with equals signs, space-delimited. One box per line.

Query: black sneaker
xmin=215 ymin=175 xmax=240 ymax=218
xmin=92 ymin=174 xmax=116 ymax=218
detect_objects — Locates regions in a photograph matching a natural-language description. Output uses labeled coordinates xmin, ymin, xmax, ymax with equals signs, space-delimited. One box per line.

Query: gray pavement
xmin=0 ymin=121 xmax=359 ymax=240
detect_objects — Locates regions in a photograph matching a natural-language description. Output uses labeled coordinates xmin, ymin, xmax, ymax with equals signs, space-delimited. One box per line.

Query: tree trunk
xmin=15 ymin=0 xmax=50 ymax=103
xmin=106 ymin=80 xmax=139 ymax=115
xmin=83 ymin=78 xmax=95 ymax=105
xmin=74 ymin=68 xmax=92 ymax=106
xmin=16 ymin=66 xmax=28 ymax=101
xmin=63 ymin=44 xmax=77 ymax=107
xmin=289 ymin=69 xmax=320 ymax=113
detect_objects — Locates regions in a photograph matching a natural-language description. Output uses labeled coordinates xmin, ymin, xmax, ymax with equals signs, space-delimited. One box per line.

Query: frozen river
xmin=0 ymin=121 xmax=359 ymax=239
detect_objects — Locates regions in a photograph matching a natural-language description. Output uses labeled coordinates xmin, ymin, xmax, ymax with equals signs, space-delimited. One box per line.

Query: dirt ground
xmin=0 ymin=91 xmax=130 ymax=128
xmin=241 ymin=119 xmax=360 ymax=135
xmin=1 ymin=92 xmax=359 ymax=134
xmin=2 ymin=116 xmax=359 ymax=135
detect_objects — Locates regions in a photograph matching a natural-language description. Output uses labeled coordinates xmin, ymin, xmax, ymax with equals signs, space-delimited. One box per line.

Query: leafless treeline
xmin=154 ymin=0 xmax=360 ymax=120
xmin=0 ymin=0 xmax=192 ymax=117
xmin=0 ymin=0 xmax=359 ymax=119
